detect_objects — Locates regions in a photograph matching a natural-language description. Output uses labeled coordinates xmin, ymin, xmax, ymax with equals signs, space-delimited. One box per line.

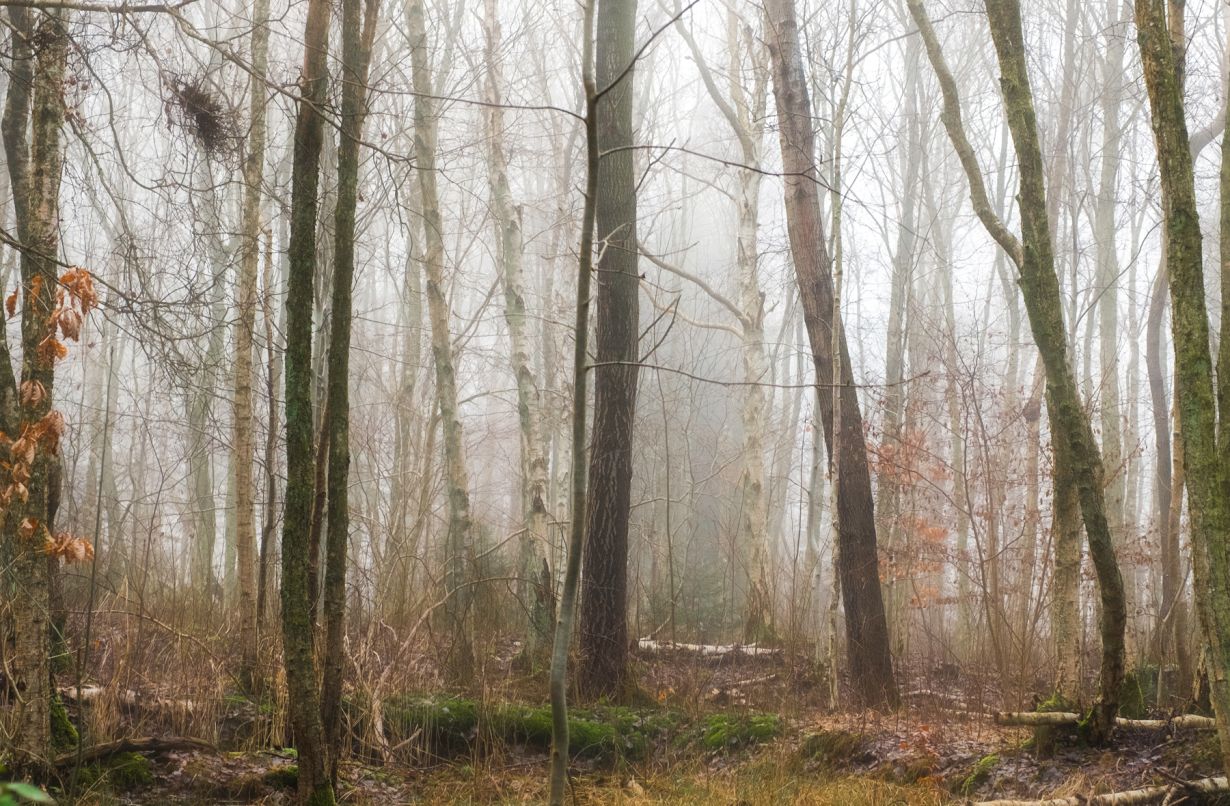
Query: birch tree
xmin=232 ymin=0 xmax=271 ymax=691
xmin=407 ymin=0 xmax=477 ymax=683
xmin=482 ymin=0 xmax=552 ymax=661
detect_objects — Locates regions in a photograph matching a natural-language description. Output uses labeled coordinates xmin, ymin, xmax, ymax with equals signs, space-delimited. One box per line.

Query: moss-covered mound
xmin=694 ymin=712 xmax=782 ymax=752
xmin=376 ymin=696 xmax=686 ymax=763
xmin=74 ymin=751 xmax=154 ymax=793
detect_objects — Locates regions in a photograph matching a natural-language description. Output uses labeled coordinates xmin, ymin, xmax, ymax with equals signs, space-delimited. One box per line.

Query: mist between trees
xmin=1 ymin=0 xmax=1230 ymax=804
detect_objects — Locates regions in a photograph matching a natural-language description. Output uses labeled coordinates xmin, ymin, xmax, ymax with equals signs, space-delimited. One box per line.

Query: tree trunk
xmin=482 ymin=0 xmax=552 ymax=661
xmin=232 ymin=0 xmax=270 ymax=690
xmin=1094 ymin=0 xmax=1130 ymax=649
xmin=407 ymin=0 xmax=476 ymax=684
xmin=1134 ymin=0 xmax=1230 ymax=771
xmin=257 ymin=226 xmax=281 ymax=634
xmin=320 ymin=0 xmax=376 ymax=780
xmin=879 ymin=36 xmax=921 ymax=656
xmin=911 ymin=0 xmax=1126 ymax=738
xmin=549 ymin=0 xmax=600 ymax=797
xmin=764 ymin=0 xmax=897 ymax=708
xmin=0 ymin=6 xmax=68 ymax=772
xmin=578 ymin=0 xmax=640 ymax=701
xmin=279 ymin=0 xmax=334 ymax=798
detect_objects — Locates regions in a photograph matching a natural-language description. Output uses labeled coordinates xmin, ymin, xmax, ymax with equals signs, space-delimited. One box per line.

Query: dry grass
xmin=412 ymin=751 xmax=949 ymax=804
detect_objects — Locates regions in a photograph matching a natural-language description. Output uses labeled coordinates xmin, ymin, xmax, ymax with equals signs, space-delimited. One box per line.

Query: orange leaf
xmin=5 ymin=288 xmax=16 ymax=318
xmin=57 ymin=308 xmax=81 ymax=341
xmin=36 ymin=334 xmax=68 ymax=364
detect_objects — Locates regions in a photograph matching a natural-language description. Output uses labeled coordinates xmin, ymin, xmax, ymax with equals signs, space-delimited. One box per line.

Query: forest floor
xmin=47 ymin=641 xmax=1230 ymax=804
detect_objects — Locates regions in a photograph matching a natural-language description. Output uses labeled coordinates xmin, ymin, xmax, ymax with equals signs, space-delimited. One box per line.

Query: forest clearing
xmin=4 ymin=0 xmax=1230 ymax=802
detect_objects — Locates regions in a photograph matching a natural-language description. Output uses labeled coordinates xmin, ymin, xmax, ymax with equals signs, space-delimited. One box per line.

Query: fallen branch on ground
xmin=636 ymin=638 xmax=781 ymax=657
xmin=59 ymin=685 xmax=198 ymax=715
xmin=994 ymin=712 xmax=1215 ymax=729
xmin=971 ymin=775 xmax=1229 ymax=805
xmin=54 ymin=736 xmax=215 ymax=767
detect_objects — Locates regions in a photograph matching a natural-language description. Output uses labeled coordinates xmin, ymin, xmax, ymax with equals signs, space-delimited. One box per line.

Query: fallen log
xmin=994 ymin=711 xmax=1082 ymax=726
xmin=971 ymin=775 xmax=1229 ymax=805
xmin=994 ymin=712 xmax=1215 ymax=730
xmin=58 ymin=686 xmax=198 ymax=715
xmin=635 ymin=639 xmax=781 ymax=657
xmin=1116 ymin=714 xmax=1216 ymax=730
xmin=53 ymin=736 xmax=215 ymax=767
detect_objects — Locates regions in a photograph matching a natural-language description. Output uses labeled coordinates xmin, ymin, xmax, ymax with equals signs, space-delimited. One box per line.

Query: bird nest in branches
xmin=163 ymin=75 xmax=237 ymax=159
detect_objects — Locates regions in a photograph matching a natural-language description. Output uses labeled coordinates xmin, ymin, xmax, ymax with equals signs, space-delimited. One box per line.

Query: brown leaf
xmin=36 ymin=334 xmax=68 ymax=364
xmin=33 ymin=411 xmax=65 ymax=453
xmin=19 ymin=380 xmax=46 ymax=408
xmin=58 ymin=308 xmax=81 ymax=341
xmin=10 ymin=435 xmax=34 ymax=466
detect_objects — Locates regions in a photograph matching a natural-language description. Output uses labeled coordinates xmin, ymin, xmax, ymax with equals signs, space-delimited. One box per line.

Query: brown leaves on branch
xmin=3 ymin=509 xmax=93 ymax=562
xmin=58 ymin=267 xmax=98 ymax=317
xmin=43 ymin=531 xmax=94 ymax=563
xmin=1 ymin=411 xmax=66 ymax=505
xmin=36 ymin=333 xmax=68 ymax=363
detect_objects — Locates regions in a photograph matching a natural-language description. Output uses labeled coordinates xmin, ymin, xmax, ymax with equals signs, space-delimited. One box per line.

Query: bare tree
xmin=764 ymin=0 xmax=896 ymax=708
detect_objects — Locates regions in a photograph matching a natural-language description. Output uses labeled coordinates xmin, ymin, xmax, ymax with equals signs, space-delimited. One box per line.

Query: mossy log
xmin=53 ymin=736 xmax=215 ymax=767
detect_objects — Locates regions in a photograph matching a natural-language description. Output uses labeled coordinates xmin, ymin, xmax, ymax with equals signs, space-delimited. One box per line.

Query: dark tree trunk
xmin=578 ymin=0 xmax=640 ymax=702
xmin=320 ymin=0 xmax=377 ymax=782
xmin=279 ymin=0 xmax=334 ymax=799
xmin=763 ymin=0 xmax=897 ymax=708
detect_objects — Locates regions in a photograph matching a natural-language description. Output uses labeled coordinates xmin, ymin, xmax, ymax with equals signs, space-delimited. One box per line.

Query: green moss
xmin=304 ymin=784 xmax=336 ymax=806
xmin=490 ymin=703 xmax=676 ymax=761
xmin=799 ymin=730 xmax=867 ymax=770
xmin=111 ymin=752 xmax=153 ymax=789
xmin=1119 ymin=667 xmax=1156 ymax=719
xmin=698 ymin=713 xmax=781 ymax=751
xmin=224 ymin=690 xmax=276 ymax=717
xmin=223 ymin=691 xmax=251 ymax=709
xmin=383 ymin=695 xmax=480 ymax=752
xmin=961 ymin=754 xmax=999 ymax=795
xmin=376 ymin=696 xmax=682 ymax=763
xmin=1033 ymin=692 xmax=1077 ymax=757
xmin=1036 ymin=692 xmax=1071 ymax=713
xmin=50 ymin=694 xmax=77 ymax=751
xmin=77 ymin=751 xmax=153 ymax=792
xmin=263 ymin=764 xmax=298 ymax=789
